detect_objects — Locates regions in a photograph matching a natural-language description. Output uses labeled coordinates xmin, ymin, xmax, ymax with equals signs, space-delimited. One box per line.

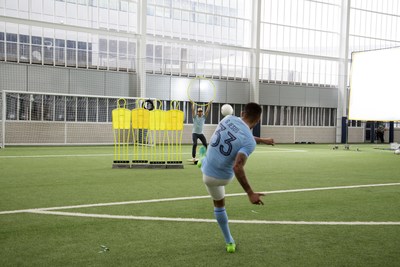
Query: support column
xmin=136 ymin=0 xmax=147 ymax=98
xmin=1 ymin=90 xmax=5 ymax=148
xmin=389 ymin=122 xmax=394 ymax=143
xmin=250 ymin=0 xmax=261 ymax=103
xmin=336 ymin=0 xmax=351 ymax=143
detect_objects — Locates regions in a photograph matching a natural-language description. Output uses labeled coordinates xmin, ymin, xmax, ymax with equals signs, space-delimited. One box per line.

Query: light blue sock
xmin=214 ymin=207 xmax=235 ymax=244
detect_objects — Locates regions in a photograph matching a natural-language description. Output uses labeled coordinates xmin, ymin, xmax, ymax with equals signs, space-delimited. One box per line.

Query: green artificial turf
xmin=0 ymin=144 xmax=399 ymax=266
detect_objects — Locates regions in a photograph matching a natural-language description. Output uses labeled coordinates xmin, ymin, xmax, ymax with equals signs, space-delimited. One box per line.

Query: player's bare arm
xmin=233 ymin=152 xmax=265 ymax=205
xmin=205 ymin=101 xmax=212 ymax=117
xmin=254 ymin=136 xmax=274 ymax=146
xmin=191 ymin=103 xmax=195 ymax=117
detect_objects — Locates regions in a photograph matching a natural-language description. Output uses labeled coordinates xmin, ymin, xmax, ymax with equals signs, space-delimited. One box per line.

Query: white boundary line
xmin=0 ymin=154 xmax=114 ymax=159
xmin=0 ymin=147 xmax=306 ymax=159
xmin=26 ymin=210 xmax=400 ymax=225
xmin=1 ymin=182 xmax=400 ymax=226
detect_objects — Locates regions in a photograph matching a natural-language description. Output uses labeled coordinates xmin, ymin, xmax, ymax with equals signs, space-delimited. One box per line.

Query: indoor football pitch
xmin=0 ymin=144 xmax=399 ymax=266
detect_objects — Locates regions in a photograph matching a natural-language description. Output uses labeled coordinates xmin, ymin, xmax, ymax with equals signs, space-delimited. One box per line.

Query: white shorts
xmin=202 ymin=174 xmax=234 ymax=201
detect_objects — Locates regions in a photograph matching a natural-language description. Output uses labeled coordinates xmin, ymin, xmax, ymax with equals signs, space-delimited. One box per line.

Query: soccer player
xmin=200 ymin=102 xmax=271 ymax=253
xmin=191 ymin=101 xmax=212 ymax=161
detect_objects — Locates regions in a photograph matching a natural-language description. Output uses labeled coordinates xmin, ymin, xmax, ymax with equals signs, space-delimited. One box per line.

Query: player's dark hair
xmin=243 ymin=102 xmax=262 ymax=122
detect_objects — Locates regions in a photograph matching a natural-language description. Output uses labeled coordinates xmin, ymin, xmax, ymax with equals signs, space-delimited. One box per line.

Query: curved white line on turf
xmin=26 ymin=210 xmax=400 ymax=226
xmin=1 ymin=182 xmax=400 ymax=214
xmin=1 ymin=182 xmax=400 ymax=220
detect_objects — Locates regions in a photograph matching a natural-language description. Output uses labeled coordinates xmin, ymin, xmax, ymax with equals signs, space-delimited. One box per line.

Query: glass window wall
xmin=0 ymin=1 xmax=399 ymax=89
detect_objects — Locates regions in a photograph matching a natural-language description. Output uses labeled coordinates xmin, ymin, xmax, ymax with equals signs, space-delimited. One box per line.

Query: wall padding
xmin=28 ymin=65 xmax=69 ymax=94
xmin=0 ymin=62 xmax=27 ymax=92
xmin=70 ymin=69 xmax=105 ymax=96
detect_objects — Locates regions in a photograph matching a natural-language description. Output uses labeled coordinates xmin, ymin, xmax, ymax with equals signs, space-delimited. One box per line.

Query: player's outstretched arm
xmin=233 ymin=153 xmax=265 ymax=205
xmin=254 ymin=136 xmax=274 ymax=146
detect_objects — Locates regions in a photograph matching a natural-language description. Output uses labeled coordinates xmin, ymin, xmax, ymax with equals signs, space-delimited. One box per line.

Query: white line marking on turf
xmin=0 ymin=152 xmax=194 ymax=159
xmin=25 ymin=210 xmax=400 ymax=226
xmin=0 ymin=154 xmax=115 ymax=159
xmin=0 ymin=148 xmax=305 ymax=159
xmin=2 ymin=182 xmax=398 ymax=214
xmin=260 ymin=182 xmax=400 ymax=195
xmin=1 ymin=182 xmax=400 ymax=226
xmin=256 ymin=147 xmax=307 ymax=153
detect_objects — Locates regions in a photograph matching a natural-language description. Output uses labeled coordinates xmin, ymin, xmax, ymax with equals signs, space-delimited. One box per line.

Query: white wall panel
xmin=71 ymin=69 xmax=105 ymax=95
xmin=199 ymin=79 xmax=217 ymax=103
xmin=259 ymin=82 xmax=339 ymax=109
xmin=280 ymin=85 xmax=306 ymax=106
xmin=171 ymin=77 xmax=191 ymax=101
xmin=319 ymin=88 xmax=338 ymax=108
xmin=28 ymin=65 xmax=69 ymax=94
xmin=212 ymin=80 xmax=227 ymax=103
xmin=105 ymin=72 xmax=132 ymax=97
xmin=0 ymin=62 xmax=27 ymax=92
xmin=259 ymin=84 xmax=280 ymax=105
xmin=226 ymin=81 xmax=249 ymax=103
xmin=146 ymin=75 xmax=170 ymax=100
xmin=305 ymin=87 xmax=320 ymax=107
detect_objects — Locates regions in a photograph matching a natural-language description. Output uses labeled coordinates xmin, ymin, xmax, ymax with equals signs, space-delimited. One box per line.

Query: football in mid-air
xmin=221 ymin=104 xmax=233 ymax=117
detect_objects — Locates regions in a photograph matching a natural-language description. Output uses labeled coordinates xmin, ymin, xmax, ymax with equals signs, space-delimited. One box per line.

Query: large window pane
xmin=55 ymin=96 xmax=65 ymax=121
xmin=77 ymin=97 xmax=87 ymax=122
xmin=31 ymin=94 xmax=42 ymax=121
xmin=88 ymin=98 xmax=98 ymax=122
xmin=98 ymin=98 xmax=108 ymax=122
xmin=43 ymin=95 xmax=54 ymax=121
xmin=66 ymin=96 xmax=76 ymax=121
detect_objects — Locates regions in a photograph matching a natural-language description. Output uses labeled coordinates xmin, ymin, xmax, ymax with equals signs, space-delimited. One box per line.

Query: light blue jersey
xmin=201 ymin=115 xmax=256 ymax=179
xmin=193 ymin=115 xmax=206 ymax=134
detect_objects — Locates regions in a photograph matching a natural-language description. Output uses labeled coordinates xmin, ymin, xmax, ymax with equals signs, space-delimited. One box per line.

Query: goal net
xmin=1 ymin=90 xmax=148 ymax=146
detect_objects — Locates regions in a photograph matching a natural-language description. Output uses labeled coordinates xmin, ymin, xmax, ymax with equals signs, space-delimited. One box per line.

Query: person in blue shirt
xmin=191 ymin=101 xmax=212 ymax=161
xmin=200 ymin=102 xmax=273 ymax=253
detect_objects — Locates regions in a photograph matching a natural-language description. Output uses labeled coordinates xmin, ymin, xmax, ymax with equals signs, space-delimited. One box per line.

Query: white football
xmin=395 ymin=149 xmax=400 ymax=155
xmin=221 ymin=104 xmax=233 ymax=117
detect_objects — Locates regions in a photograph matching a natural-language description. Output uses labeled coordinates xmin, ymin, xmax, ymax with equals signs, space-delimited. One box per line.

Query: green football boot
xmin=226 ymin=243 xmax=236 ymax=253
